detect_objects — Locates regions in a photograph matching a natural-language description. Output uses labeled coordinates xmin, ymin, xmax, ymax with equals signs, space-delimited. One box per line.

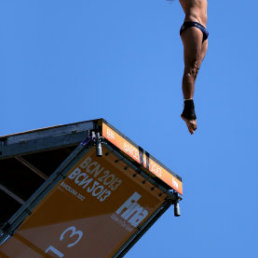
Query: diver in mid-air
xmin=179 ymin=0 xmax=208 ymax=134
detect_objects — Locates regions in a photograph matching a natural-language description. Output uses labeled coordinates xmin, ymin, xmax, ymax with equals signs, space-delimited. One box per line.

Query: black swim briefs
xmin=180 ymin=21 xmax=209 ymax=42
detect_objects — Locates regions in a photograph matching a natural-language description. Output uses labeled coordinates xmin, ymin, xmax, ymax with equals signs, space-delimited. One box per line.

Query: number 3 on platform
xmin=60 ymin=226 xmax=83 ymax=248
xmin=45 ymin=226 xmax=84 ymax=256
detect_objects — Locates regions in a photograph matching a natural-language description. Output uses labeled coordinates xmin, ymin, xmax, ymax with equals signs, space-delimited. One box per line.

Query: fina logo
xmin=116 ymin=192 xmax=148 ymax=227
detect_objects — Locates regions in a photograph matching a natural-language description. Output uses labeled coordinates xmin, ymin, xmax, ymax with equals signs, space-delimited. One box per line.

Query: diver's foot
xmin=181 ymin=115 xmax=197 ymax=135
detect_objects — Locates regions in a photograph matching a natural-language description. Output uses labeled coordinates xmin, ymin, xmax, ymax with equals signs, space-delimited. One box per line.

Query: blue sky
xmin=1 ymin=1 xmax=258 ymax=257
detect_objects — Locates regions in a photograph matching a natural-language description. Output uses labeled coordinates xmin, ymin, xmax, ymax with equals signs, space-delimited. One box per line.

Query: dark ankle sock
xmin=181 ymin=99 xmax=197 ymax=120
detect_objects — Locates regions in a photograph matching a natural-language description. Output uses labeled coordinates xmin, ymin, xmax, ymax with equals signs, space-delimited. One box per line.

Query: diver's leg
xmin=180 ymin=26 xmax=203 ymax=134
xmin=200 ymin=38 xmax=208 ymax=63
xmin=181 ymin=26 xmax=203 ymax=99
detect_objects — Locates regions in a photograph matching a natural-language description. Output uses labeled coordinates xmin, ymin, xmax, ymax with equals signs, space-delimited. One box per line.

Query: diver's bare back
xmin=179 ymin=0 xmax=207 ymax=26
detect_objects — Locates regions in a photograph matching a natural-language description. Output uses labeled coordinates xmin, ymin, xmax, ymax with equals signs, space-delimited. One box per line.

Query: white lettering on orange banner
xmin=172 ymin=178 xmax=179 ymax=189
xmin=106 ymin=128 xmax=115 ymax=140
xmin=66 ymin=156 xmax=122 ymax=202
xmin=115 ymin=192 xmax=148 ymax=227
xmin=123 ymin=142 xmax=141 ymax=164
xmin=102 ymin=123 xmax=183 ymax=195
